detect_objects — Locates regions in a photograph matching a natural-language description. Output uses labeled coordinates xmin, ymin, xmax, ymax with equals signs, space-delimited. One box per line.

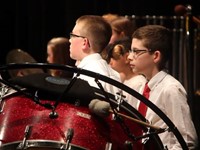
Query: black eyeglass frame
xmin=129 ymin=49 xmax=152 ymax=54
xmin=129 ymin=48 xmax=152 ymax=59
xmin=69 ymin=33 xmax=91 ymax=47
xmin=69 ymin=33 xmax=86 ymax=39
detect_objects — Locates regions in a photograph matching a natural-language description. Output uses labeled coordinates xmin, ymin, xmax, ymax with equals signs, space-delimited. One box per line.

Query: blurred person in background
xmin=106 ymin=37 xmax=146 ymax=107
xmin=47 ymin=37 xmax=76 ymax=78
xmin=102 ymin=13 xmax=120 ymax=24
xmin=101 ymin=15 xmax=137 ymax=60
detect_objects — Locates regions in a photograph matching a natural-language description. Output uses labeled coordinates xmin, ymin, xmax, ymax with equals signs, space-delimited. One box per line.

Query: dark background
xmin=1 ymin=0 xmax=199 ymax=64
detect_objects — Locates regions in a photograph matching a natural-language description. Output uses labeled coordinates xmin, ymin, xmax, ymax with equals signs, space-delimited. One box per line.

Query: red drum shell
xmin=0 ymin=94 xmax=145 ymax=150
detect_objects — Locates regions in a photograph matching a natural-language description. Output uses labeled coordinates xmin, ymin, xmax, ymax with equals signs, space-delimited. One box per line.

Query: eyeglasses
xmin=69 ymin=33 xmax=86 ymax=39
xmin=69 ymin=32 xmax=91 ymax=47
xmin=129 ymin=49 xmax=151 ymax=59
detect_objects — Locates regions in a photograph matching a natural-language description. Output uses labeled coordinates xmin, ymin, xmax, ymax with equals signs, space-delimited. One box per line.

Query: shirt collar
xmin=148 ymin=70 xmax=168 ymax=90
xmin=77 ymin=53 xmax=102 ymax=68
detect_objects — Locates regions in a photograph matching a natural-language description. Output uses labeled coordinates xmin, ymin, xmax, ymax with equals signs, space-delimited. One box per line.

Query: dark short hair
xmin=77 ymin=15 xmax=112 ymax=53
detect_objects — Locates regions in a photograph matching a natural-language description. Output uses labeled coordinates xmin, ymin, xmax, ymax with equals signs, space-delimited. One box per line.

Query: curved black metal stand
xmin=0 ymin=63 xmax=188 ymax=149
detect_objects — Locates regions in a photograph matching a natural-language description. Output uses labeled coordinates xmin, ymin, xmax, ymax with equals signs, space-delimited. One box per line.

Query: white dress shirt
xmin=77 ymin=53 xmax=121 ymax=95
xmin=123 ymin=74 xmax=147 ymax=108
xmin=137 ymin=71 xmax=198 ymax=149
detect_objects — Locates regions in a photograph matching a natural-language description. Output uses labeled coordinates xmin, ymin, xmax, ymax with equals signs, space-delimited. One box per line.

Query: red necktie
xmin=138 ymin=82 xmax=150 ymax=117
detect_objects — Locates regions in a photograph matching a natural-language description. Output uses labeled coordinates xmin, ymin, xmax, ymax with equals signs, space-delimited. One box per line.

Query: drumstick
xmin=89 ymin=99 xmax=166 ymax=131
xmin=109 ymin=109 xmax=166 ymax=131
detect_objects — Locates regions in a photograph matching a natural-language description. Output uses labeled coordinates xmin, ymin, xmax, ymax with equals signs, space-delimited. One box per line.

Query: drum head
xmin=9 ymin=73 xmax=96 ymax=104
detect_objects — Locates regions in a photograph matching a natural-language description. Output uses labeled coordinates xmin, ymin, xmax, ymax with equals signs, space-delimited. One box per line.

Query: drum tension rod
xmin=17 ymin=125 xmax=32 ymax=149
xmin=61 ymin=128 xmax=74 ymax=150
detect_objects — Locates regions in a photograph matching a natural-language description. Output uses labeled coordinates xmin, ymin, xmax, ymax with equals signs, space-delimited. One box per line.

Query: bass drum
xmin=0 ymin=90 xmax=163 ymax=150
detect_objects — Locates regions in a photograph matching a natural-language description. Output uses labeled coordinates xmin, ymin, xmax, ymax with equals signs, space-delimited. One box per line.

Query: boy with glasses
xmin=69 ymin=15 xmax=121 ymax=95
xmin=128 ymin=25 xmax=198 ymax=149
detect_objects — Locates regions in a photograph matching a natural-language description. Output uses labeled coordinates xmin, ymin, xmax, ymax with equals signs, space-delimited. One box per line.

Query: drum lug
xmin=60 ymin=128 xmax=74 ymax=150
xmin=17 ymin=142 xmax=28 ymax=150
xmin=105 ymin=142 xmax=112 ymax=150
xmin=17 ymin=125 xmax=32 ymax=149
xmin=0 ymin=99 xmax=5 ymax=113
